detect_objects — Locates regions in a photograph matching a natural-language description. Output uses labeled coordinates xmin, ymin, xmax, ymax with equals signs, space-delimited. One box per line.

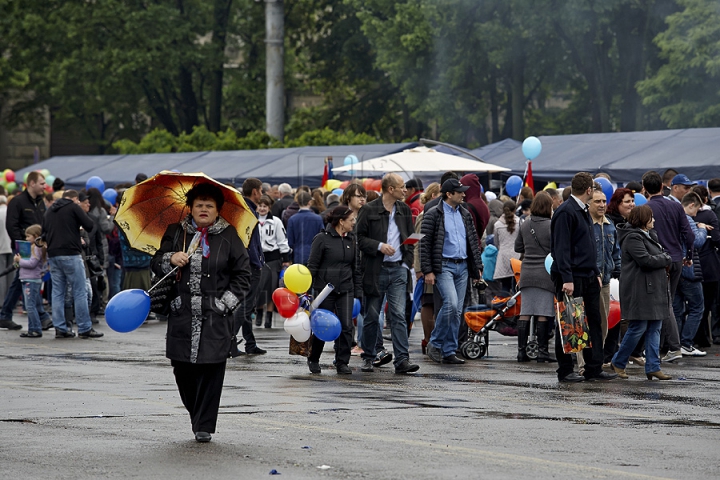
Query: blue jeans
xmin=672 ymin=279 xmax=704 ymax=349
xmin=50 ymin=255 xmax=92 ymax=333
xmin=430 ymin=260 xmax=468 ymax=357
xmin=107 ymin=255 xmax=122 ymax=299
xmin=361 ymin=264 xmax=409 ymax=366
xmin=612 ymin=320 xmax=662 ymax=373
xmin=22 ymin=280 xmax=49 ymax=333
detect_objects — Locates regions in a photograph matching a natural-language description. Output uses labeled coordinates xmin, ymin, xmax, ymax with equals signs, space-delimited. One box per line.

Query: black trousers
xmin=234 ymin=267 xmax=262 ymax=350
xmin=309 ymin=290 xmax=353 ymax=366
xmin=694 ymin=281 xmax=717 ymax=346
xmin=554 ymin=275 xmax=603 ymax=379
xmin=172 ymin=360 xmax=226 ymax=434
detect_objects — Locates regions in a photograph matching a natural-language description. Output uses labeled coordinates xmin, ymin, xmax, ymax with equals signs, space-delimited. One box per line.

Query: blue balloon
xmin=522 ymin=136 xmax=542 ymax=160
xmin=332 ymin=188 xmax=344 ymax=196
xmin=86 ymin=176 xmax=105 ymax=193
xmin=105 ymin=289 xmax=151 ymax=333
xmin=352 ymin=298 xmax=361 ymax=318
xmin=102 ymin=188 xmax=118 ymax=205
xmin=505 ymin=175 xmax=523 ymax=197
xmin=544 ymin=254 xmax=553 ymax=275
xmin=634 ymin=192 xmax=647 ymax=206
xmin=310 ymin=308 xmax=342 ymax=342
xmin=344 ymin=154 xmax=359 ymax=175
xmin=595 ymin=177 xmax=614 ymax=200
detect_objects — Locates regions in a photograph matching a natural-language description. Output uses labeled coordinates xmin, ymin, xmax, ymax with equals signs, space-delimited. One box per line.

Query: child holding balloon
xmin=15 ymin=225 xmax=51 ymax=338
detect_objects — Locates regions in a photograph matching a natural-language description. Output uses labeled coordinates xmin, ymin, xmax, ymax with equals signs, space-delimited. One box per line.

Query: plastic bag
xmin=556 ymin=294 xmax=590 ymax=353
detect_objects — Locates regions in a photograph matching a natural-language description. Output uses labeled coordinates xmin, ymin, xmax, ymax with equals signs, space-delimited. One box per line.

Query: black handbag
xmin=149 ymin=228 xmax=183 ymax=316
xmin=86 ymin=254 xmax=104 ymax=278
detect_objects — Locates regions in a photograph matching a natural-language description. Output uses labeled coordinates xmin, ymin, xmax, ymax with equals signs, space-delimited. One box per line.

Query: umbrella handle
xmin=148 ymin=266 xmax=179 ymax=293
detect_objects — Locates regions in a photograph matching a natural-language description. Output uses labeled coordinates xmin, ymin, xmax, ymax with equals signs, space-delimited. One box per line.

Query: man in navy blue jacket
xmin=287 ymin=192 xmax=323 ymax=265
xmin=551 ymin=172 xmax=617 ymax=383
xmin=234 ymin=178 xmax=267 ymax=355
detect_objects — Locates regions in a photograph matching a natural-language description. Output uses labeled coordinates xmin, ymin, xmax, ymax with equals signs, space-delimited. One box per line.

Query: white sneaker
xmin=662 ymin=350 xmax=682 ymax=362
xmin=681 ymin=346 xmax=707 ymax=357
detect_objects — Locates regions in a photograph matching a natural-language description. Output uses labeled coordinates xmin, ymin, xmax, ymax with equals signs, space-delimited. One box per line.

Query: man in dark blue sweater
xmin=233 ymin=178 xmax=267 ymax=355
xmin=551 ymin=172 xmax=617 ymax=382
xmin=287 ymin=192 xmax=323 ymax=265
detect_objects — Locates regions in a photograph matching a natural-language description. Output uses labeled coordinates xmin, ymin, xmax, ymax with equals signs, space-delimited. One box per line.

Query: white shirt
xmin=382 ymin=205 xmax=403 ymax=263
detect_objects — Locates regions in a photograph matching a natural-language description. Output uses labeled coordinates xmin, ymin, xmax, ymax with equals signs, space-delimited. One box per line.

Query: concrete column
xmin=265 ymin=0 xmax=284 ymax=141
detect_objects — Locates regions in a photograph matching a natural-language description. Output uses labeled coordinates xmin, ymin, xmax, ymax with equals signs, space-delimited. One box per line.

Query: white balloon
xmin=609 ymin=278 xmax=619 ymax=302
xmin=284 ymin=311 xmax=311 ymax=342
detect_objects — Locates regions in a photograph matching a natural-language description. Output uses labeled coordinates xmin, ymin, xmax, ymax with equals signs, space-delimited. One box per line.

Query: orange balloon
xmin=370 ymin=179 xmax=382 ymax=191
xmin=339 ymin=181 xmax=350 ymax=189
xmin=362 ymin=178 xmax=373 ymax=189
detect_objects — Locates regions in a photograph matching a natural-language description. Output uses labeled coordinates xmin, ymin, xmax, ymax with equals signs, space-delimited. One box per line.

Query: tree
xmin=638 ymin=0 xmax=720 ymax=128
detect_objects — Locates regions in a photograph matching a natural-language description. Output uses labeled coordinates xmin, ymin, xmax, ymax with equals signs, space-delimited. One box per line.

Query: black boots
xmin=536 ymin=321 xmax=556 ymax=363
xmin=516 ymin=320 xmax=531 ymax=362
xmin=264 ymin=310 xmax=273 ymax=328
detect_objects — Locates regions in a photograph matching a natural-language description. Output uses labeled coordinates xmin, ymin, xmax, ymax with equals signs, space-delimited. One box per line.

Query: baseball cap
xmin=78 ymin=192 xmax=89 ymax=202
xmin=671 ymin=174 xmax=696 ymax=186
xmin=405 ymin=178 xmax=423 ymax=190
xmin=441 ymin=179 xmax=470 ymax=194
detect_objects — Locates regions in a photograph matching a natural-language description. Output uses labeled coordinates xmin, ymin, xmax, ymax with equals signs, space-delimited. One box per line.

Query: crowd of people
xmin=2 ymin=166 xmax=719 ymax=440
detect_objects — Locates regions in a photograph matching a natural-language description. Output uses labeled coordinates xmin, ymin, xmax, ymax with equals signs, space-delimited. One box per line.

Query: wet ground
xmin=1 ymin=314 xmax=719 ymax=479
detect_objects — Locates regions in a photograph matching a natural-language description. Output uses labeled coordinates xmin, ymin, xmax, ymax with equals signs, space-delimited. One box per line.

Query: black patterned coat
xmin=151 ymin=216 xmax=251 ymax=364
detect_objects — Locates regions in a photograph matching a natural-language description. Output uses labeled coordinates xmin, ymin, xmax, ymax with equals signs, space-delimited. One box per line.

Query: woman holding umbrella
xmin=151 ymin=182 xmax=251 ymax=443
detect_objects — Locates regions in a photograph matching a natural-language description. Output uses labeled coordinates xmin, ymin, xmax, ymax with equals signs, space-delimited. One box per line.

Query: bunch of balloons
xmin=274 ymin=264 xmax=341 ymax=343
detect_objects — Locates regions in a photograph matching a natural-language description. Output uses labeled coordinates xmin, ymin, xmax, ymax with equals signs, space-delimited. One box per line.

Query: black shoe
xmin=559 ymin=372 xmax=585 ymax=383
xmin=426 ymin=343 xmax=442 ymax=363
xmin=585 ymin=371 xmax=618 ymax=381
xmin=246 ymin=346 xmax=267 ymax=355
xmin=373 ymin=349 xmax=393 ymax=367
xmin=78 ymin=328 xmax=104 ymax=338
xmin=360 ymin=358 xmax=374 ymax=372
xmin=254 ymin=315 xmax=262 ymax=327
xmin=41 ymin=318 xmax=53 ymax=330
xmin=264 ymin=311 xmax=273 ymax=328
xmin=395 ymin=359 xmax=420 ymax=374
xmin=20 ymin=331 xmax=42 ymax=338
xmin=336 ymin=363 xmax=352 ymax=375
xmin=442 ymin=354 xmax=465 ymax=365
xmin=0 ymin=319 xmax=21 ymax=330
xmin=307 ymin=359 xmax=321 ymax=374
xmin=195 ymin=432 xmax=212 ymax=443
xmin=55 ymin=329 xmax=76 ymax=338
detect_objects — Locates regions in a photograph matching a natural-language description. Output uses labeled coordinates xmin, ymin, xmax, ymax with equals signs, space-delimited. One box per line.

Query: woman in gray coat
xmin=612 ymin=205 xmax=673 ymax=380
xmin=514 ymin=192 xmax=556 ymax=362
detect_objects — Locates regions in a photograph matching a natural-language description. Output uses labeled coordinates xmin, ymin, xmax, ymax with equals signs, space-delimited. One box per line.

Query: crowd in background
xmin=1 ymin=167 xmax=719 ymax=382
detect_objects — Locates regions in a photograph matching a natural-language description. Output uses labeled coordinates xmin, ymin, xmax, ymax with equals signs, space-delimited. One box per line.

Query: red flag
xmin=524 ymin=161 xmax=535 ymax=192
xmin=321 ymin=162 xmax=329 ymax=188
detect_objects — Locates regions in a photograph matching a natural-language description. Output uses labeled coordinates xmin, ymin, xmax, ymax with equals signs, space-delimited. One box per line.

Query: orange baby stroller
xmin=460 ymin=259 xmax=524 ymax=360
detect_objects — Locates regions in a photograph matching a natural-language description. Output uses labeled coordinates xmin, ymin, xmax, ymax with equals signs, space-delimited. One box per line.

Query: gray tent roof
xmin=16 ymin=143 xmax=416 ymax=189
xmin=488 ymin=128 xmax=720 ymax=183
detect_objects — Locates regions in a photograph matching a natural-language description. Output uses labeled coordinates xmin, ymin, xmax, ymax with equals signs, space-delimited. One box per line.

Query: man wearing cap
xmin=643 ymin=171 xmax=694 ymax=362
xmin=668 ymin=174 xmax=696 ymax=203
xmin=405 ymin=178 xmax=424 ymax=223
xmin=421 ymin=179 xmax=482 ymax=365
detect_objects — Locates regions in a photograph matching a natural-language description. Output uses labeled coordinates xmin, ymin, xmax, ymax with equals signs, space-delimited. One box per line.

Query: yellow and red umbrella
xmin=115 ymin=171 xmax=257 ymax=254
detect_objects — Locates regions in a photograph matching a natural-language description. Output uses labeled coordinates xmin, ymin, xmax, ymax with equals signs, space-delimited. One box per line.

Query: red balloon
xmin=4 ymin=170 xmax=15 ymax=183
xmin=362 ymin=178 xmax=373 ymax=190
xmin=608 ymin=301 xmax=621 ymax=329
xmin=272 ymin=288 xmax=300 ymax=318
xmin=370 ymin=179 xmax=382 ymax=191
xmin=339 ymin=181 xmax=350 ymax=189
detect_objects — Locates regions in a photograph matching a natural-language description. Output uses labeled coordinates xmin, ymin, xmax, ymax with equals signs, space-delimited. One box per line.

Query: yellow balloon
xmin=544 ymin=182 xmax=557 ymax=190
xmin=325 ymin=179 xmax=342 ymax=192
xmin=284 ymin=264 xmax=313 ymax=294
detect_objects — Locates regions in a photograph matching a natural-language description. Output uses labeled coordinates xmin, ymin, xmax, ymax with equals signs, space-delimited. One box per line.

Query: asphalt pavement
xmin=1 ymin=313 xmax=719 ymax=479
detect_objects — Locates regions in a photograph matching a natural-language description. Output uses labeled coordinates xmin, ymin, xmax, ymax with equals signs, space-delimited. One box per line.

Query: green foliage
xmin=638 ymin=0 xmax=720 ymax=128
xmin=112 ymin=127 xmax=374 ymax=154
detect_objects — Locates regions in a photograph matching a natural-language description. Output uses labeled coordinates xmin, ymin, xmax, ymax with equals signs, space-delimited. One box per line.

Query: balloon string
xmin=147 ymin=241 xmax=200 ymax=293
xmin=147 ymin=266 xmax=179 ymax=293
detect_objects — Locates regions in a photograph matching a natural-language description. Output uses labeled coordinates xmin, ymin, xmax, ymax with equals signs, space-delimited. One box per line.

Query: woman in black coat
xmin=305 ymin=206 xmax=362 ymax=374
xmin=691 ymin=185 xmax=720 ymax=346
xmin=611 ymin=205 xmax=672 ymax=380
xmin=152 ymin=183 xmax=251 ymax=442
